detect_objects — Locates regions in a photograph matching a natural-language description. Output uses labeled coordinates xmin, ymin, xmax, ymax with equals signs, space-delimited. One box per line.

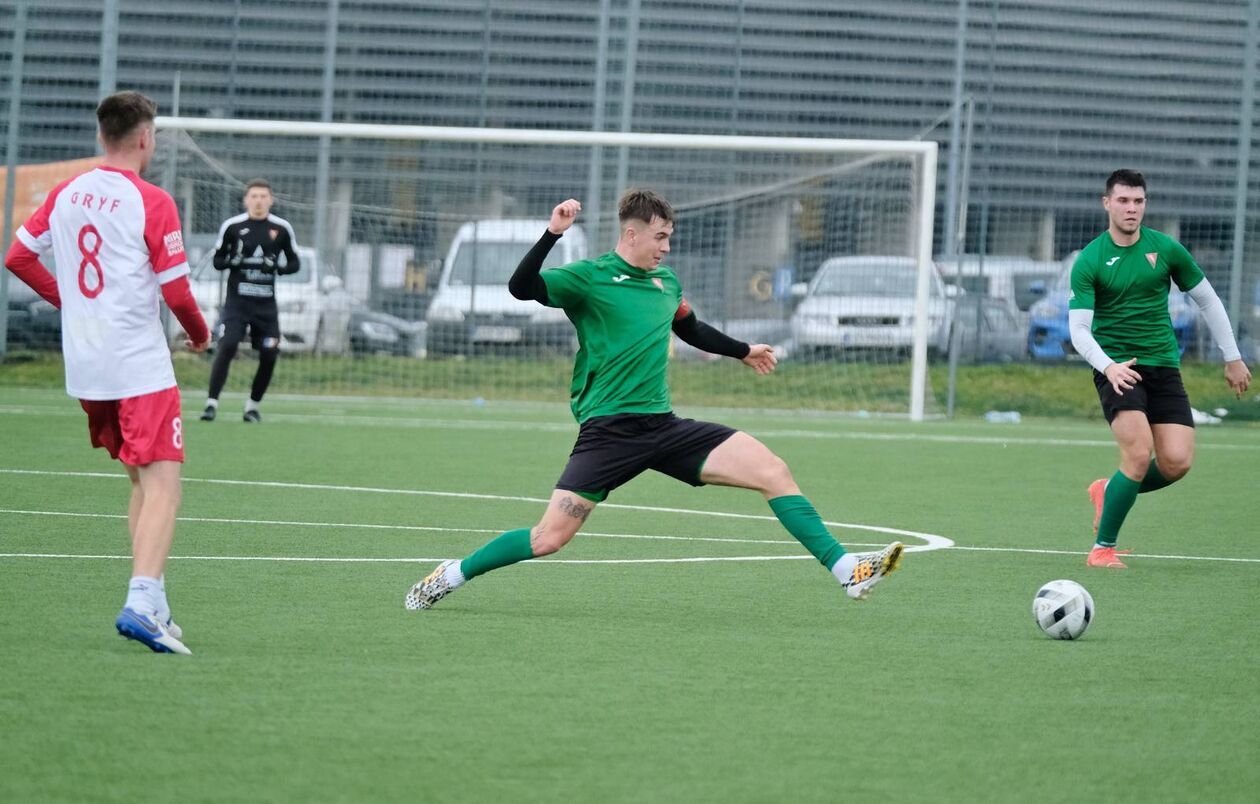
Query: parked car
xmin=5 ymin=274 xmax=60 ymax=350
xmin=950 ymin=295 xmax=1027 ymax=363
xmin=177 ymin=245 xmax=346 ymax=353
xmin=938 ymin=255 xmax=1062 ymax=312
xmin=347 ymin=306 xmax=425 ymax=357
xmin=789 ymin=256 xmax=955 ymax=357
xmin=425 ymin=220 xmax=586 ymax=356
xmin=1027 ymin=259 xmax=1197 ymax=361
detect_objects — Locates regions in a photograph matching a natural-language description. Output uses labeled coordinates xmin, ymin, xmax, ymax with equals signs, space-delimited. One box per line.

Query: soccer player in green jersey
xmin=1069 ymin=169 xmax=1251 ymax=569
xmin=406 ymin=190 xmax=904 ymax=609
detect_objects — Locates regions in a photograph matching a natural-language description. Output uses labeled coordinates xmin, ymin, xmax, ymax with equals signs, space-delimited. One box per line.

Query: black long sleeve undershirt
xmin=510 ymin=227 xmax=749 ymax=360
xmin=672 ymin=312 xmax=751 ymax=360
xmin=508 ymin=229 xmax=560 ymax=303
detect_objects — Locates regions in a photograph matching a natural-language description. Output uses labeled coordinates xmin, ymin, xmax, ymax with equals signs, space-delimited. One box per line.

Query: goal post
xmin=154 ymin=116 xmax=939 ymax=419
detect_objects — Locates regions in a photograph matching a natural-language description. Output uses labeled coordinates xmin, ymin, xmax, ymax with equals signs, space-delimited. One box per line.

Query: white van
xmin=937 ymin=255 xmax=1062 ymax=312
xmin=425 ymin=220 xmax=587 ymax=355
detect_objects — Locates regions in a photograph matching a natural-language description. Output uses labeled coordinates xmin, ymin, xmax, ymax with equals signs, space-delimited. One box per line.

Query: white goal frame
xmin=156 ymin=116 xmax=938 ymax=420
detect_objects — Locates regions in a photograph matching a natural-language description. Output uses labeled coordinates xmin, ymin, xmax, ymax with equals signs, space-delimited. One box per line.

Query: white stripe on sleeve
xmin=155 ymin=262 xmax=191 ymax=285
xmin=15 ymin=225 xmax=50 ymax=255
xmin=270 ymin=214 xmax=298 ymax=247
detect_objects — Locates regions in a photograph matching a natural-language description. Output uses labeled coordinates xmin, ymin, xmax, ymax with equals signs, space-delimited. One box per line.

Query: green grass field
xmin=1 ymin=385 xmax=1258 ymax=802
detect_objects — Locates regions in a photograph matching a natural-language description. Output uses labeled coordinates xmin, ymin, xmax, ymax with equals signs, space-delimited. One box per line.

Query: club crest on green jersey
xmin=652 ymin=277 xmax=665 ymax=292
xmin=1145 ymin=252 xmax=1158 ymax=268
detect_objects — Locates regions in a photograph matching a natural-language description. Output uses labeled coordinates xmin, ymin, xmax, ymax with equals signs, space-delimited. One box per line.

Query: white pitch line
xmin=1 ymin=506 xmax=1254 ymax=566
xmin=0 ymin=552 xmax=815 ymax=565
xmin=3 ymin=404 xmax=1257 ymax=451
xmin=948 ymin=544 xmax=1260 ymax=564
xmin=0 ymin=468 xmax=953 ymax=552
xmin=0 ymin=508 xmax=865 ymax=548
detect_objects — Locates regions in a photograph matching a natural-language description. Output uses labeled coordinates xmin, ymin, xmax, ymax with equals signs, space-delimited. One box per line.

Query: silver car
xmin=790 ymin=256 xmax=953 ymax=357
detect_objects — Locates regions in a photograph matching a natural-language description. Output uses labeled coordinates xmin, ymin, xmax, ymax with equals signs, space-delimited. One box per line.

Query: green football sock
xmin=769 ymin=495 xmax=846 ymax=570
xmin=1138 ymin=459 xmax=1174 ymax=494
xmin=460 ymin=528 xmax=534 ymax=580
xmin=1096 ymin=470 xmax=1141 ymax=547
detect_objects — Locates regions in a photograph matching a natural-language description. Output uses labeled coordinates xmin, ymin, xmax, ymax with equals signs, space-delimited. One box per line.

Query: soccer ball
xmin=1032 ymin=579 xmax=1094 ymax=640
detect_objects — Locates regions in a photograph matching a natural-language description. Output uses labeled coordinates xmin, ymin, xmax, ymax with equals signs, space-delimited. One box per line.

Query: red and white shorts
xmin=79 ymin=386 xmax=185 ymax=466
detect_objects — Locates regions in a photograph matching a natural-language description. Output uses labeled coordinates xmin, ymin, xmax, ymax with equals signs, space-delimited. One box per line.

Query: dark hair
xmin=244 ymin=178 xmax=272 ymax=193
xmin=96 ymin=91 xmax=157 ymax=146
xmin=618 ymin=188 xmax=674 ymax=224
xmin=1105 ymin=169 xmax=1146 ymax=195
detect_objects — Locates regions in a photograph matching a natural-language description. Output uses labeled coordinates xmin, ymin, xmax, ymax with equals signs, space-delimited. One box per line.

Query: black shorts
xmin=220 ymin=300 xmax=281 ymax=350
xmin=555 ymin=412 xmax=738 ymax=502
xmin=1092 ymin=365 xmax=1194 ymax=427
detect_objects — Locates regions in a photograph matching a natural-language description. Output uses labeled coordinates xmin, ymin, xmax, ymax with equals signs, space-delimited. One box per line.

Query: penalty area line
xmin=0 ymin=507 xmax=880 ymax=549
xmin=0 ymin=468 xmax=952 ymax=553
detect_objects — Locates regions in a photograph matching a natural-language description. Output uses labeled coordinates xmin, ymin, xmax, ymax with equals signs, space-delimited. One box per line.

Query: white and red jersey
xmin=15 ymin=166 xmax=190 ymax=400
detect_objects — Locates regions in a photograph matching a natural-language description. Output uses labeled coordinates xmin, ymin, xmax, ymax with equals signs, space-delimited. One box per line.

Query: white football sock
xmin=155 ymin=574 xmax=172 ymax=623
xmin=831 ymin=553 xmax=859 ymax=583
xmin=205 ymin=398 xmax=218 ymax=409
xmin=125 ymin=576 xmax=164 ymax=617
xmin=443 ymin=561 xmax=466 ymax=588
xmin=245 ymin=398 xmax=259 ymax=413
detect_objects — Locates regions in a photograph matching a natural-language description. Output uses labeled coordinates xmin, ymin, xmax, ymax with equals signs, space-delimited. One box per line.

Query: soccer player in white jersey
xmin=3 ymin=91 xmax=210 ymax=654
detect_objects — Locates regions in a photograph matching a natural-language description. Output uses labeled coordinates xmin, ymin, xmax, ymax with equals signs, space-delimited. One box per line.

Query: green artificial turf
xmin=0 ymin=387 xmax=1257 ymax=802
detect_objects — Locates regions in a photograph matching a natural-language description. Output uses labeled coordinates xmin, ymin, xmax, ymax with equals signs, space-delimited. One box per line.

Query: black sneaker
xmin=199 ymin=405 xmax=217 ymax=422
xmin=243 ymin=409 xmax=261 ymax=423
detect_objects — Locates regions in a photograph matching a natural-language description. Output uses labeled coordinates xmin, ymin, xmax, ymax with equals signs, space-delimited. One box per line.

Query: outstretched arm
xmin=671 ymin=304 xmax=778 ymax=375
xmin=508 ymin=198 xmax=581 ymax=304
xmin=672 ymin=305 xmax=750 ymax=359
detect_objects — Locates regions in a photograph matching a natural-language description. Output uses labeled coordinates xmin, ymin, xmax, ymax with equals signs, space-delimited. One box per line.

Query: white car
xmin=789 ymin=256 xmax=954 ymax=357
xmin=426 ymin=220 xmax=587 ymax=355
xmin=176 ymin=246 xmax=347 ymax=353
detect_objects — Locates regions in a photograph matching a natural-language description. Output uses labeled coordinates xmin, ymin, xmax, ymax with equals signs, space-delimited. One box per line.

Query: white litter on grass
xmin=1192 ymin=407 xmax=1222 ymax=425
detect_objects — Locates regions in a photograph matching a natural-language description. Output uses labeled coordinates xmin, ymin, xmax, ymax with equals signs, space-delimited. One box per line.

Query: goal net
xmin=154 ymin=118 xmax=940 ymax=419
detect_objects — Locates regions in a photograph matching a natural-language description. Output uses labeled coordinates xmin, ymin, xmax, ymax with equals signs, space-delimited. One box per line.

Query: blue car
xmin=1027 ymin=262 xmax=1197 ymax=360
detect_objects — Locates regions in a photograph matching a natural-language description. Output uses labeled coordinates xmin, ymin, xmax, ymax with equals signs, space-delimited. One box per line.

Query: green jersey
xmin=1068 ymin=226 xmax=1205 ymax=368
xmin=541 ymin=250 xmax=684 ymax=423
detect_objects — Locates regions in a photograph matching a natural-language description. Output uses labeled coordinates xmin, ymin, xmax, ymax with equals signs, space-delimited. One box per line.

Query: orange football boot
xmin=1088 ymin=478 xmax=1107 ymax=534
xmin=1086 ymin=545 xmax=1131 ymax=569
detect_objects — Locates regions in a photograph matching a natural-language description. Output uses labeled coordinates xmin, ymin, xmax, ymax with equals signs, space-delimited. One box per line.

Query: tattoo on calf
xmin=559 ymin=496 xmax=591 ymax=521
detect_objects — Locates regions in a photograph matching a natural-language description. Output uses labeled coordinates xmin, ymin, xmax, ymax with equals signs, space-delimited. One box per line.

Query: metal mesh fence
xmin=3 ymin=0 xmax=1258 ymax=410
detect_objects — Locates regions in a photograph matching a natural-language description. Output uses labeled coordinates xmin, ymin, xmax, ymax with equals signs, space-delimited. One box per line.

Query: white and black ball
xmin=1032 ymin=579 xmax=1094 ymax=640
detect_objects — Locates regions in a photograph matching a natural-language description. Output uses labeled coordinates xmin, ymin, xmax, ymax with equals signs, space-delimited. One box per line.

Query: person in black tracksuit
xmin=200 ymin=179 xmax=300 ymax=423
